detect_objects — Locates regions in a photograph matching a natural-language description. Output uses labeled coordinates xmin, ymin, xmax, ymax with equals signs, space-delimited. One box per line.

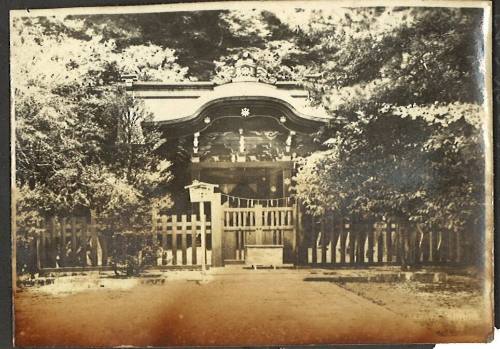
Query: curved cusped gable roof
xmin=128 ymin=79 xmax=331 ymax=136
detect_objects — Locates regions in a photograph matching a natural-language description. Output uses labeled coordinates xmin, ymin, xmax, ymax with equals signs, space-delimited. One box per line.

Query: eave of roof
xmin=128 ymin=79 xmax=332 ymax=124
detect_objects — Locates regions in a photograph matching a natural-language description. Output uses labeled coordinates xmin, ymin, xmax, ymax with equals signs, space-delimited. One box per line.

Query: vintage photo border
xmin=0 ymin=0 xmax=498 ymax=347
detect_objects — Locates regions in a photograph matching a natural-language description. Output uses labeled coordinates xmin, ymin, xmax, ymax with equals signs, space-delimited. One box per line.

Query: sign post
xmin=185 ymin=181 xmax=221 ymax=270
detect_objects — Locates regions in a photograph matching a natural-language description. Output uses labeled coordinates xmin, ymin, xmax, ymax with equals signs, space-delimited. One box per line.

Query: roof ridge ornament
xmin=232 ymin=51 xmax=260 ymax=82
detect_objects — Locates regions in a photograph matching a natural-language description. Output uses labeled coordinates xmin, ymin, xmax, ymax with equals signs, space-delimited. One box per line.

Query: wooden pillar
xmin=210 ymin=193 xmax=223 ymax=267
xmin=191 ymin=168 xmax=201 ymax=181
xmin=291 ymin=203 xmax=297 ymax=261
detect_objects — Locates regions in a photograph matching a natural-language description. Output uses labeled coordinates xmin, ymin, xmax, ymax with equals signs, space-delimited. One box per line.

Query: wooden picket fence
xmin=151 ymin=211 xmax=211 ymax=266
xmin=300 ymin=214 xmax=467 ymax=266
xmin=24 ymin=207 xmax=470 ymax=271
xmin=30 ymin=210 xmax=212 ymax=270
xmin=34 ymin=215 xmax=103 ymax=270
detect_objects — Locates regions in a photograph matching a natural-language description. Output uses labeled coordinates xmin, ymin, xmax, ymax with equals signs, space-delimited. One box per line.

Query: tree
xmin=12 ymin=16 xmax=179 ymax=225
xmin=291 ymin=7 xmax=486 ymax=267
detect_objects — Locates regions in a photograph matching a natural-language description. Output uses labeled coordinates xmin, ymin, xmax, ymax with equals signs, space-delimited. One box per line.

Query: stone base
xmin=245 ymin=245 xmax=283 ymax=268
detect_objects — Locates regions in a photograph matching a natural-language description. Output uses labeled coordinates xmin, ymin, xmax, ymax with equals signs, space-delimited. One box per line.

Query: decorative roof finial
xmin=232 ymin=51 xmax=258 ymax=82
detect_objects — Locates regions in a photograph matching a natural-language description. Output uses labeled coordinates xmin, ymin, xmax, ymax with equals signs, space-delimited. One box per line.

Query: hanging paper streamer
xmin=221 ymin=193 xmax=292 ymax=208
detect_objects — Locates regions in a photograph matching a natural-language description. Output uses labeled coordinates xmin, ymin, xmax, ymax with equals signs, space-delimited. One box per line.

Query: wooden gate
xmin=221 ymin=203 xmax=297 ymax=264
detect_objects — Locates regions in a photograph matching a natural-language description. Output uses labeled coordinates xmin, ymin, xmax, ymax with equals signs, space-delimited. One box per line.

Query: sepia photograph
xmin=10 ymin=0 xmax=494 ymax=347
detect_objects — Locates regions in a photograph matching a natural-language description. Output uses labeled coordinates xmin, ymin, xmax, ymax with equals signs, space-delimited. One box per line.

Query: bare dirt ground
xmin=340 ymin=275 xmax=492 ymax=342
xmin=14 ymin=267 xmax=492 ymax=347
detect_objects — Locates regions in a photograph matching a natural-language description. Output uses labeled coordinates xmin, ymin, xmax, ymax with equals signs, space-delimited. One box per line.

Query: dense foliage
xmin=13 ymin=17 xmax=176 ymax=231
xmin=293 ymin=8 xmax=486 ymax=239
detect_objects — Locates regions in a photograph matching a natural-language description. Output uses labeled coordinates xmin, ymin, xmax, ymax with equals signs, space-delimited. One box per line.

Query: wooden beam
xmin=190 ymin=161 xmax=293 ymax=170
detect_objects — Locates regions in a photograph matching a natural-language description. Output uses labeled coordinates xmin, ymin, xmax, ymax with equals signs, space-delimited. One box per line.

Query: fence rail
xmin=19 ymin=205 xmax=470 ymax=272
xmin=34 ymin=215 xmax=101 ymax=269
xmin=151 ymin=212 xmax=211 ymax=266
xmin=299 ymin=214 xmax=467 ymax=267
xmin=26 ymin=210 xmax=212 ymax=270
xmin=221 ymin=204 xmax=296 ymax=263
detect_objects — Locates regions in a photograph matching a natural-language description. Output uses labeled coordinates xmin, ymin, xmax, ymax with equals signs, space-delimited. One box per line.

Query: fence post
xmin=387 ymin=221 xmax=395 ymax=263
xmin=456 ymin=230 xmax=461 ymax=263
xmin=295 ymin=201 xmax=307 ymax=266
xmin=172 ymin=215 xmax=178 ymax=266
xmin=199 ymin=202 xmax=206 ymax=271
xmin=340 ymin=219 xmax=346 ymax=264
xmin=367 ymin=221 xmax=374 ymax=264
xmin=330 ymin=213 xmax=338 ymax=265
xmin=254 ymin=204 xmax=263 ymax=245
xmin=191 ymin=214 xmax=197 ymax=265
xmin=311 ymin=217 xmax=318 ymax=265
xmin=161 ymin=215 xmax=168 ymax=263
xmin=36 ymin=234 xmax=42 ymax=271
xmin=151 ymin=207 xmax=158 ymax=245
xmin=60 ymin=217 xmax=66 ymax=267
xmin=49 ymin=217 xmax=57 ymax=267
xmin=181 ymin=214 xmax=188 ymax=265
xmin=358 ymin=222 xmax=366 ymax=265
xmin=40 ymin=219 xmax=46 ymax=269
xmin=348 ymin=221 xmax=355 ymax=265
xmin=321 ymin=217 xmax=327 ymax=265
xmin=71 ymin=217 xmax=77 ymax=263
xmin=90 ymin=210 xmax=98 ymax=267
